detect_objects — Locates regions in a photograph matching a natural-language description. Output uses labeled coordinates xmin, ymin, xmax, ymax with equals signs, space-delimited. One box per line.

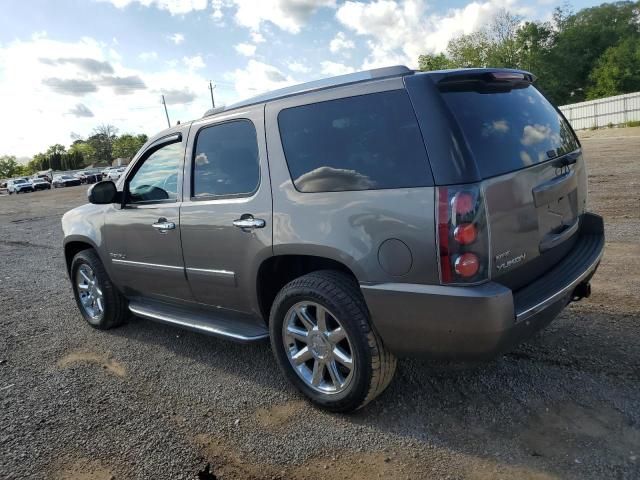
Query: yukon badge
xmin=496 ymin=252 xmax=526 ymax=271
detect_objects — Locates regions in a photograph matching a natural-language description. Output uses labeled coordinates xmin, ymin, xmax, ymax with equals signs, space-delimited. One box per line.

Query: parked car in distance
xmin=7 ymin=178 xmax=34 ymax=194
xmin=31 ymin=177 xmax=51 ymax=191
xmin=53 ymin=175 xmax=82 ymax=188
xmin=34 ymin=173 xmax=52 ymax=182
xmin=74 ymin=171 xmax=102 ymax=184
xmin=105 ymin=167 xmax=126 ymax=181
xmin=62 ymin=66 xmax=604 ymax=412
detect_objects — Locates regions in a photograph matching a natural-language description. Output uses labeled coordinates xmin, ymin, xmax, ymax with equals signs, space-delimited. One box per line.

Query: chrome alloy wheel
xmin=76 ymin=264 xmax=104 ymax=320
xmin=283 ymin=301 xmax=355 ymax=394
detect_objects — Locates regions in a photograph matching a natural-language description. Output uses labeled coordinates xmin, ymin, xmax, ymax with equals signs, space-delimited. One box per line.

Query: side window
xmin=192 ymin=120 xmax=260 ymax=198
xmin=127 ymin=142 xmax=182 ymax=204
xmin=277 ymin=90 xmax=432 ymax=193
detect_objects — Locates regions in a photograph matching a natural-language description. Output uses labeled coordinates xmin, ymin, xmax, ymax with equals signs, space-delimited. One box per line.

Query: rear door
xmin=179 ymin=105 xmax=272 ymax=316
xmin=407 ymin=73 xmax=586 ymax=289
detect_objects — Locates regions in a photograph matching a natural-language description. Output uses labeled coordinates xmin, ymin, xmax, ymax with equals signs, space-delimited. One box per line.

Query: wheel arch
xmin=63 ymin=236 xmax=99 ymax=276
xmin=256 ymin=254 xmax=360 ymax=322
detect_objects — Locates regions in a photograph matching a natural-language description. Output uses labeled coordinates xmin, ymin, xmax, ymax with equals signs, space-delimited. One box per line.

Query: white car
xmin=106 ymin=167 xmax=126 ymax=181
xmin=7 ymin=178 xmax=34 ymax=194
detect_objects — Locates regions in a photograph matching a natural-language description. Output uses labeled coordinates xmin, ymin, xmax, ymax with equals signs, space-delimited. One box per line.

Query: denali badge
xmin=496 ymin=252 xmax=526 ymax=271
xmin=495 ymin=250 xmax=511 ymax=260
xmin=109 ymin=252 xmax=126 ymax=260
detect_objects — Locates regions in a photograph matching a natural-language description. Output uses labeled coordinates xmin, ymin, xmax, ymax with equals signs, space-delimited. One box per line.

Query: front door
xmin=180 ymin=107 xmax=272 ymax=315
xmin=104 ymin=130 xmax=192 ymax=302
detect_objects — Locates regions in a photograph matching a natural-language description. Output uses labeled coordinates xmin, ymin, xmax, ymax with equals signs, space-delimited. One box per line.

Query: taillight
xmin=453 ymin=223 xmax=477 ymax=244
xmin=436 ymin=184 xmax=489 ymax=284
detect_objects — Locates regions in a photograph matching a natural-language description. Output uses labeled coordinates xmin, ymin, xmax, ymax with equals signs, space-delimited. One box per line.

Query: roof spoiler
xmin=434 ymin=68 xmax=536 ymax=91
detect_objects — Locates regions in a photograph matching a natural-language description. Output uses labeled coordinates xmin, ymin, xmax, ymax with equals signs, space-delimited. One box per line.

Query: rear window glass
xmin=441 ymin=85 xmax=579 ymax=179
xmin=278 ymin=90 xmax=432 ymax=192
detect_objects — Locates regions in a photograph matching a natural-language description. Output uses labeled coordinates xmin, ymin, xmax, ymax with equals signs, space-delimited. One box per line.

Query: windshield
xmin=14 ymin=179 xmax=26 ymax=184
xmin=61 ymin=175 xmax=74 ymax=179
xmin=441 ymin=84 xmax=579 ymax=179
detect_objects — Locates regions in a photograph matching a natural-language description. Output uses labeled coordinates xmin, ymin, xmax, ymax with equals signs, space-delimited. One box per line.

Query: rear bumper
xmin=361 ymin=213 xmax=605 ymax=359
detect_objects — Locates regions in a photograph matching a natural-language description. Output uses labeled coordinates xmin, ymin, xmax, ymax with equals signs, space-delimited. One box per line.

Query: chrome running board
xmin=129 ymin=300 xmax=269 ymax=343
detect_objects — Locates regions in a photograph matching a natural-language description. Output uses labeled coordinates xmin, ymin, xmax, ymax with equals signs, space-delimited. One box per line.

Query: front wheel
xmin=70 ymin=249 xmax=128 ymax=330
xmin=269 ymin=270 xmax=396 ymax=412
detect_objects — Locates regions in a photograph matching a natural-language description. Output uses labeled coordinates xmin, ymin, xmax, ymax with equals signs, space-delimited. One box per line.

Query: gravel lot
xmin=1 ymin=130 xmax=639 ymax=480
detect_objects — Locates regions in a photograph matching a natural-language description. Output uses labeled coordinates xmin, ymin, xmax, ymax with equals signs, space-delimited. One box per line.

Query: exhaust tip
xmin=572 ymin=282 xmax=591 ymax=302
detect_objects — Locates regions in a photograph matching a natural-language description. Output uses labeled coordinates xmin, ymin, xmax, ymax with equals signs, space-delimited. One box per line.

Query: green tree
xmin=587 ymin=37 xmax=640 ymax=99
xmin=446 ymin=30 xmax=492 ymax=67
xmin=418 ymin=53 xmax=453 ymax=71
xmin=112 ymin=133 xmax=148 ymax=160
xmin=0 ymin=155 xmax=24 ymax=178
xmin=417 ymin=2 xmax=640 ymax=105
xmin=46 ymin=144 xmax=66 ymax=171
xmin=30 ymin=153 xmax=49 ymax=172
xmin=69 ymin=141 xmax=96 ymax=166
xmin=87 ymin=124 xmax=118 ymax=164
xmin=514 ymin=21 xmax=553 ymax=76
xmin=541 ymin=1 xmax=640 ymax=103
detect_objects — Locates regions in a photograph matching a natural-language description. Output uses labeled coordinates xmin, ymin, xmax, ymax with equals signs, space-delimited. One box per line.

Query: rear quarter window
xmin=441 ymin=85 xmax=579 ymax=179
xmin=278 ymin=90 xmax=432 ymax=192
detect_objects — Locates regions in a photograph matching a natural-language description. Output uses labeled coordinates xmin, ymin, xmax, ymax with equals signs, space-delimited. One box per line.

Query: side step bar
xmin=129 ymin=300 xmax=269 ymax=343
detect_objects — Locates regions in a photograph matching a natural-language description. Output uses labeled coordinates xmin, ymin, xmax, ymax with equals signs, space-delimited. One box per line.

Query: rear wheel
xmin=269 ymin=270 xmax=396 ymax=412
xmin=70 ymin=249 xmax=128 ymax=330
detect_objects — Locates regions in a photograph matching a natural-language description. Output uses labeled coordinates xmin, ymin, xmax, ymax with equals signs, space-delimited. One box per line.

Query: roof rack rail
xmin=202 ymin=65 xmax=412 ymax=118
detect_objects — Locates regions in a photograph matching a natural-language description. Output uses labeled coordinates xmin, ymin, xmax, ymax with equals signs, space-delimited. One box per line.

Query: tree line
xmin=418 ymin=1 xmax=640 ymax=105
xmin=0 ymin=124 xmax=148 ymax=178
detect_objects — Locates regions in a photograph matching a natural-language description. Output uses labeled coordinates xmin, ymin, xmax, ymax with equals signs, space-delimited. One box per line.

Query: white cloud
xmin=234 ymin=42 xmax=257 ymax=57
xmin=233 ymin=0 xmax=336 ymax=34
xmin=168 ymin=33 xmax=185 ymax=45
xmin=320 ymin=60 xmax=355 ymax=76
xmin=138 ymin=51 xmax=158 ymax=61
xmin=182 ymin=54 xmax=205 ymax=70
xmin=100 ymin=0 xmax=208 ymax=15
xmin=336 ymin=0 xmax=533 ymax=68
xmin=228 ymin=59 xmax=296 ymax=99
xmin=251 ymin=31 xmax=266 ymax=43
xmin=329 ymin=31 xmax=355 ymax=54
xmin=288 ymin=61 xmax=311 ymax=74
xmin=0 ymin=36 xmax=219 ymax=157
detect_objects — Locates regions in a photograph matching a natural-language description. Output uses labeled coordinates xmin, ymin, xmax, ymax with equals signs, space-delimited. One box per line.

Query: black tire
xmin=70 ymin=249 xmax=128 ymax=330
xmin=269 ymin=270 xmax=396 ymax=412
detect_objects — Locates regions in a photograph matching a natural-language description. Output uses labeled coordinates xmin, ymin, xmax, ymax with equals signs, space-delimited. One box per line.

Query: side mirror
xmin=88 ymin=181 xmax=118 ymax=204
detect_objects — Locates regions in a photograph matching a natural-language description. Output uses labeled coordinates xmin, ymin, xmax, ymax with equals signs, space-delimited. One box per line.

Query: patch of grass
xmin=625 ymin=120 xmax=640 ymax=128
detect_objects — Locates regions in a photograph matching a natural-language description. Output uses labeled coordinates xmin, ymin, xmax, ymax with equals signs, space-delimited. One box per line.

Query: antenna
xmin=161 ymin=95 xmax=171 ymax=128
xmin=208 ymin=81 xmax=216 ymax=108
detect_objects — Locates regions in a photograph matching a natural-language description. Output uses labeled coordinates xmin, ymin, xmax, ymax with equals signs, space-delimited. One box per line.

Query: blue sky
xmin=0 ymin=0 xmax=603 ymax=157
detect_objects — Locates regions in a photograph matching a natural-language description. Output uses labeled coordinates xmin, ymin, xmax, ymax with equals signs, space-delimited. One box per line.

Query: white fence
xmin=559 ymin=91 xmax=640 ymax=130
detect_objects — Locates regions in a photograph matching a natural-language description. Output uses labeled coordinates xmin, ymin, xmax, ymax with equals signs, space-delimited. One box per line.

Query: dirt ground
xmin=0 ymin=129 xmax=639 ymax=479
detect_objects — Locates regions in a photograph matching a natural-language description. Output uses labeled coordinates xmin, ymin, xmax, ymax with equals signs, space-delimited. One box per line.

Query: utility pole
xmin=161 ymin=95 xmax=171 ymax=128
xmin=208 ymin=80 xmax=216 ymax=108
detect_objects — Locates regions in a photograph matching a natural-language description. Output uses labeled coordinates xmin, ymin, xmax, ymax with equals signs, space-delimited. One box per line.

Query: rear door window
xmin=278 ymin=90 xmax=432 ymax=192
xmin=441 ymin=85 xmax=579 ymax=179
xmin=192 ymin=120 xmax=260 ymax=198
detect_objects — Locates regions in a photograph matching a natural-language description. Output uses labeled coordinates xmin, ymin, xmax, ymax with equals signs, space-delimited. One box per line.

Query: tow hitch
xmin=572 ymin=282 xmax=591 ymax=302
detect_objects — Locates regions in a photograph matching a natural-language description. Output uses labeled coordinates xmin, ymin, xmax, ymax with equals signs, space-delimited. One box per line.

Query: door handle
xmin=233 ymin=215 xmax=266 ymax=230
xmin=152 ymin=218 xmax=176 ymax=233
